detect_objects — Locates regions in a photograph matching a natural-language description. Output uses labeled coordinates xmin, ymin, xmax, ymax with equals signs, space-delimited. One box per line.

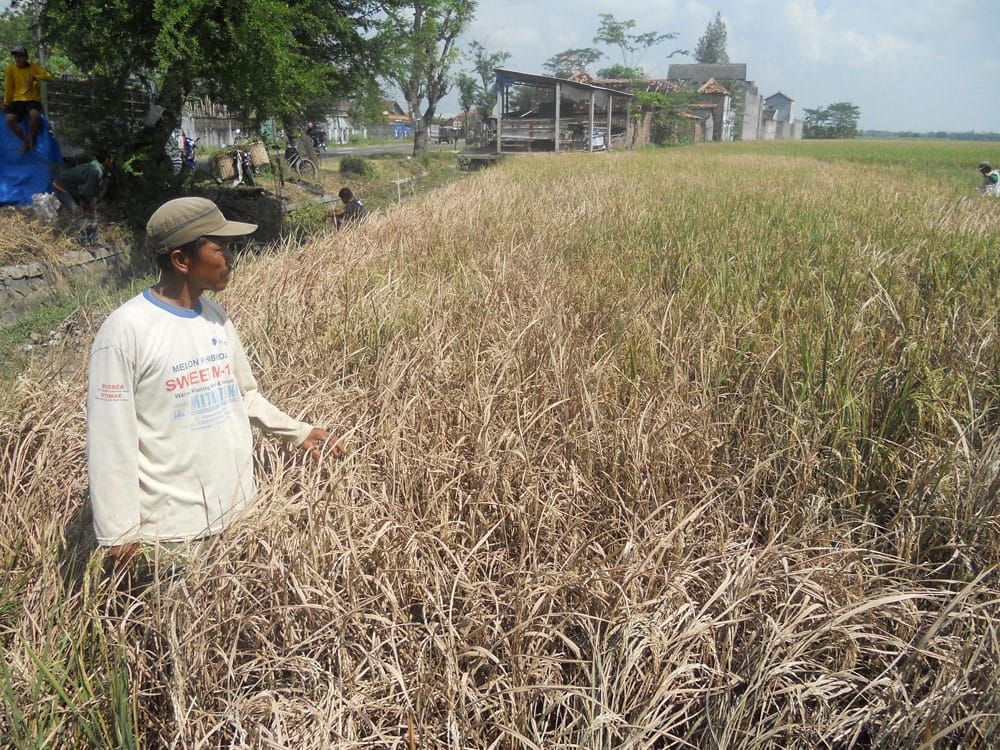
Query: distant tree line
xmin=861 ymin=130 xmax=1000 ymax=142
xmin=803 ymin=103 xmax=861 ymax=139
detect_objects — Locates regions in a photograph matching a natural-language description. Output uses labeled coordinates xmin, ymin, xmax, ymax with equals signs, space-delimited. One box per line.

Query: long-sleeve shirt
xmin=3 ymin=62 xmax=52 ymax=105
xmin=54 ymin=160 xmax=107 ymax=201
xmin=86 ymin=290 xmax=313 ymax=545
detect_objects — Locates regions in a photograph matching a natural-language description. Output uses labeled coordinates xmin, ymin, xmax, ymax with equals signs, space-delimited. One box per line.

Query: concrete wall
xmin=1 ymin=244 xmax=125 ymax=326
xmin=741 ymin=88 xmax=763 ymax=140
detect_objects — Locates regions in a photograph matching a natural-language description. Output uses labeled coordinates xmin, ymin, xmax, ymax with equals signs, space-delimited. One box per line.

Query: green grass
xmin=723 ymin=137 xmax=1000 ymax=192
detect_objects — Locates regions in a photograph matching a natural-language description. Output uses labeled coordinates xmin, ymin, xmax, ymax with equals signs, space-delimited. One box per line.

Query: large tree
xmin=467 ymin=40 xmax=509 ymax=117
xmin=382 ymin=0 xmax=476 ymax=154
xmin=542 ymin=47 xmax=603 ymax=78
xmin=804 ymin=102 xmax=860 ymax=138
xmin=593 ymin=13 xmax=683 ymax=69
xmin=41 ymin=0 xmax=384 ymax=167
xmin=454 ymin=71 xmax=477 ymax=134
xmin=694 ymin=12 xmax=729 ymax=64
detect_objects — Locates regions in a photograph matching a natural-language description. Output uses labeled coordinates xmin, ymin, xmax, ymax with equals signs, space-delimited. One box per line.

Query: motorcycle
xmin=182 ymin=134 xmax=198 ymax=172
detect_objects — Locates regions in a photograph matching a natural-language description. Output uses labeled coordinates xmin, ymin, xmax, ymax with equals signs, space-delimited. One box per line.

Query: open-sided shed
xmin=493 ymin=68 xmax=634 ymax=154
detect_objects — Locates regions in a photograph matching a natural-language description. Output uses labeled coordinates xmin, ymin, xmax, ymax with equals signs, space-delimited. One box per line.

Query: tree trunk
xmin=414 ymin=105 xmax=436 ymax=155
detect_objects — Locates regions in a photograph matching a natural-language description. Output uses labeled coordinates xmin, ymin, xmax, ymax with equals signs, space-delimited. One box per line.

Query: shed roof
xmin=667 ymin=63 xmax=748 ymax=82
xmin=698 ymin=78 xmax=730 ymax=95
xmin=765 ymin=92 xmax=794 ymax=103
xmin=494 ymin=68 xmax=634 ymax=98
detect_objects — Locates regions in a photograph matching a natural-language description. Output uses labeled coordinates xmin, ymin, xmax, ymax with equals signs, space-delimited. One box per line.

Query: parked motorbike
xmin=182 ymin=135 xmax=198 ymax=172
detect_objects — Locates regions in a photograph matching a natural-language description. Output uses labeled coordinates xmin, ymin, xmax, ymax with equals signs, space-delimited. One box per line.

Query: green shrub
xmin=340 ymin=156 xmax=373 ymax=177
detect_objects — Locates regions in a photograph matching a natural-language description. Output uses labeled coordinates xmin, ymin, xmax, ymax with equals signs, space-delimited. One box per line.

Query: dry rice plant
xmin=2 ymin=143 xmax=999 ymax=748
xmin=0 ymin=208 xmax=79 ymax=267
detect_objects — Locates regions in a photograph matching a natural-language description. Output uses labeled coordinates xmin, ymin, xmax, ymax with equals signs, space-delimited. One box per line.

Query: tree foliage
xmin=542 ymin=47 xmax=603 ymax=78
xmin=1 ymin=3 xmax=77 ymax=74
xmin=595 ymin=63 xmax=645 ymax=80
xmin=634 ymin=88 xmax=700 ymax=145
xmin=455 ymin=71 xmax=477 ymax=115
xmin=694 ymin=12 xmax=729 ymax=64
xmin=467 ymin=40 xmax=509 ymax=117
xmin=381 ymin=0 xmax=476 ymax=153
xmin=593 ymin=13 xmax=682 ymax=67
xmin=804 ymin=102 xmax=861 ymax=138
xmin=40 ymin=0 xmax=385 ymax=167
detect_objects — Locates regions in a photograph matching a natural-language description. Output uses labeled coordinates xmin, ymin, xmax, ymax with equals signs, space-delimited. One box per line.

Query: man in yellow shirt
xmin=4 ymin=46 xmax=52 ymax=153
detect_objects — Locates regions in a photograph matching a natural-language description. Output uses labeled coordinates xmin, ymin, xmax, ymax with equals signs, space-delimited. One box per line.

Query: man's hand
xmin=105 ymin=542 xmax=140 ymax=566
xmin=300 ymin=427 xmax=346 ymax=460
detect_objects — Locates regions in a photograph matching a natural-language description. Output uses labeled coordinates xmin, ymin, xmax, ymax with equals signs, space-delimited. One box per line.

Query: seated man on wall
xmin=3 ymin=46 xmax=52 ymax=153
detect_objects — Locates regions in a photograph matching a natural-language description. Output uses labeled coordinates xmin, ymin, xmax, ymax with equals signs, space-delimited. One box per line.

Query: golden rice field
xmin=2 ymin=140 xmax=1000 ymax=748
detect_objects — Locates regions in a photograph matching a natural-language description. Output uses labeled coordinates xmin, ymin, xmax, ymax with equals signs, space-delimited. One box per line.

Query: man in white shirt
xmin=87 ymin=197 xmax=344 ymax=562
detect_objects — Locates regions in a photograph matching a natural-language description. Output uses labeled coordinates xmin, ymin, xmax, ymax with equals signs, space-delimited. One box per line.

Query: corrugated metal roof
xmin=494 ymin=68 xmax=634 ymax=98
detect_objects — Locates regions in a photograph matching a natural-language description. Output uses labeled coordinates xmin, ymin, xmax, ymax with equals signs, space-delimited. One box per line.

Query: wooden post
xmin=496 ymin=82 xmax=503 ymax=154
xmin=626 ymin=100 xmax=633 ymax=148
xmin=554 ymin=82 xmax=561 ymax=152
xmin=588 ymin=91 xmax=595 ymax=152
xmin=607 ymin=94 xmax=612 ymax=150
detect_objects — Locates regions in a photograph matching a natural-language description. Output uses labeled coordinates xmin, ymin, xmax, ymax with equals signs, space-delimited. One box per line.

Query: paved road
xmin=319 ymin=143 xmax=463 ymax=158
xmin=320 ymin=143 xmax=412 ymax=158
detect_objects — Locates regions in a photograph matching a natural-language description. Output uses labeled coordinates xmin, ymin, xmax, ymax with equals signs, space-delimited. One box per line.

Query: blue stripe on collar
xmin=142 ymin=288 xmax=203 ymax=318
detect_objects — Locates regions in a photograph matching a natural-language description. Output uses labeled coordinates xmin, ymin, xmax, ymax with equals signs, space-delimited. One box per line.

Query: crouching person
xmin=87 ymin=197 xmax=346 ymax=570
xmin=53 ymin=149 xmax=115 ymax=242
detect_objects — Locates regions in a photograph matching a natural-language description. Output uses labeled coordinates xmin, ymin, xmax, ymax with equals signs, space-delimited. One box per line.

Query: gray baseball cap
xmin=146 ymin=197 xmax=257 ymax=254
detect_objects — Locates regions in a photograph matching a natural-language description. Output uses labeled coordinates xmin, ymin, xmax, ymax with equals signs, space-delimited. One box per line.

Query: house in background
xmin=323 ymin=100 xmax=366 ymax=145
xmin=666 ymin=63 xmax=801 ymax=141
xmin=695 ymin=78 xmax=734 ymax=142
xmin=668 ymin=63 xmax=761 ymax=140
xmin=762 ymin=92 xmax=803 ymax=140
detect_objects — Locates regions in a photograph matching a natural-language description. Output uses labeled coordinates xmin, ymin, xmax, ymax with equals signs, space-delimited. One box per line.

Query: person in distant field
xmin=334 ymin=187 xmax=365 ymax=228
xmin=87 ymin=197 xmax=346 ymax=565
xmin=978 ymin=161 xmax=999 ymax=195
xmin=3 ymin=45 xmax=52 ymax=153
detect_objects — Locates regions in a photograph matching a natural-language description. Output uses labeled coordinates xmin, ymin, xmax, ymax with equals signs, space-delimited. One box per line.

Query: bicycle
xmin=283 ymin=143 xmax=318 ymax=179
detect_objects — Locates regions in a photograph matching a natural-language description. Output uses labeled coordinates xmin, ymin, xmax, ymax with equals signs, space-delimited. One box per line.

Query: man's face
xmin=13 ymin=52 xmax=28 ymax=68
xmin=187 ymin=237 xmax=234 ymax=292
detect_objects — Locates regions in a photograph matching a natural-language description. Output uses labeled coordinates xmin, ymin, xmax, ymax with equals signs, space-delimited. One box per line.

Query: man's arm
xmin=30 ymin=64 xmax=52 ymax=83
xmin=87 ymin=344 xmax=143 ymax=545
xmin=3 ymin=67 xmax=13 ymax=106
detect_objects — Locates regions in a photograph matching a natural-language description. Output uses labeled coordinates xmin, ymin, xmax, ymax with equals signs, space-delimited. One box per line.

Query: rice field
xmin=2 ymin=139 xmax=999 ymax=748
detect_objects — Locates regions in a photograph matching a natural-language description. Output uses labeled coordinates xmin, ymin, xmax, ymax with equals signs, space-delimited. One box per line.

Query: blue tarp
xmin=0 ymin=113 xmax=63 ymax=206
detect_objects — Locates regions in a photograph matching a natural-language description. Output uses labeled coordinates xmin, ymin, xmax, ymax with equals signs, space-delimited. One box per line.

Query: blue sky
xmin=450 ymin=0 xmax=1000 ymax=132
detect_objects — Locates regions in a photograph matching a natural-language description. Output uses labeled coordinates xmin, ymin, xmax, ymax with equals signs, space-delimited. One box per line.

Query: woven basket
xmin=212 ymin=151 xmax=236 ymax=180
xmin=247 ymin=141 xmax=270 ymax=167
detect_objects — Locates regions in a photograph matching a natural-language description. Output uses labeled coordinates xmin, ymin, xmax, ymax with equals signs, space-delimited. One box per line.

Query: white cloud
xmin=784 ymin=0 xmax=834 ymax=62
xmin=841 ymin=31 xmax=915 ymax=67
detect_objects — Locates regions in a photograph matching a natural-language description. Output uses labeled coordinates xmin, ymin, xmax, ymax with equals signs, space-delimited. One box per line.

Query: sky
xmin=3 ymin=0 xmax=997 ymax=132
xmin=444 ymin=0 xmax=1000 ymax=132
